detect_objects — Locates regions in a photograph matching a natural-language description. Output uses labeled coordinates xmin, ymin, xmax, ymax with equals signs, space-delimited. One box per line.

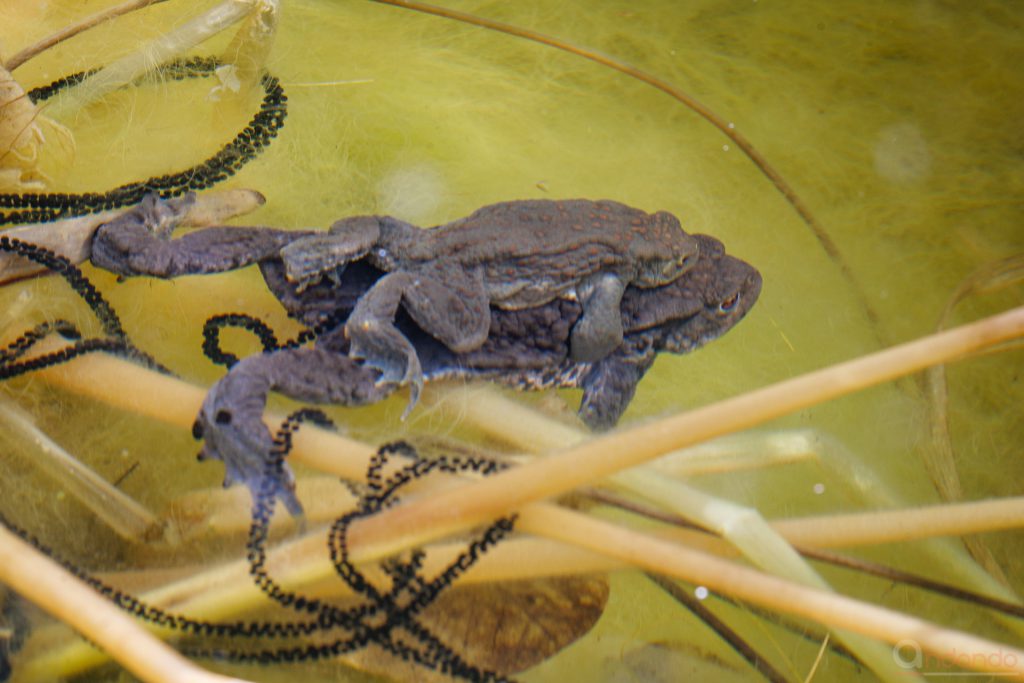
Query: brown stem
xmin=4 ymin=0 xmax=170 ymax=72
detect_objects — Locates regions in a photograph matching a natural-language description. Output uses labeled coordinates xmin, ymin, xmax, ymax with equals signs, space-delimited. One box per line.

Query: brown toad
xmin=279 ymin=199 xmax=699 ymax=412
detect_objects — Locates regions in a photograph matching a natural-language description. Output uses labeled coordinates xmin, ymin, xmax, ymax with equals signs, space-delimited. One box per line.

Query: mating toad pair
xmin=91 ymin=195 xmax=760 ymax=514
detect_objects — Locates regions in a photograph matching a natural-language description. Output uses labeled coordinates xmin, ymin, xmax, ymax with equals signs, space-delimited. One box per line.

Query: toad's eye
xmin=718 ymin=292 xmax=740 ymax=314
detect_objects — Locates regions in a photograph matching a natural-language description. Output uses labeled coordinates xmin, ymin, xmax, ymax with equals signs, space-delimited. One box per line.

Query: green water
xmin=1 ymin=1 xmax=1022 ymax=681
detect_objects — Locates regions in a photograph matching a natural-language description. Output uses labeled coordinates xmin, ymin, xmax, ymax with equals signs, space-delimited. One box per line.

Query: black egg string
xmin=0 ymin=56 xmax=287 ymax=226
xmin=201 ymin=310 xmax=347 ymax=368
xmin=202 ymin=313 xmax=283 ymax=368
xmin=0 ymin=238 xmax=165 ymax=378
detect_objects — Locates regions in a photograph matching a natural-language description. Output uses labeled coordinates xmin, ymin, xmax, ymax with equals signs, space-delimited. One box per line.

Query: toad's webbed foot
xmin=92 ymin=193 xmax=309 ymax=278
xmin=194 ymin=358 xmax=300 ymax=514
xmin=193 ymin=348 xmax=390 ymax=515
xmin=571 ymin=273 xmax=627 ymax=363
xmin=578 ymin=352 xmax=653 ymax=430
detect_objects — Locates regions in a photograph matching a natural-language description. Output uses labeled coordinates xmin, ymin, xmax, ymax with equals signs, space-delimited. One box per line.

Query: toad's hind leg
xmin=571 ymin=273 xmax=626 ymax=363
xmin=346 ymin=266 xmax=490 ymax=416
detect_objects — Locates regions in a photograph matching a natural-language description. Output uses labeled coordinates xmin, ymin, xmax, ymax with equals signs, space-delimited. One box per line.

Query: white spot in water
xmin=722 ymin=144 xmax=730 ymax=152
xmin=377 ymin=163 xmax=447 ymax=223
xmin=694 ymin=586 xmax=709 ymax=600
xmin=813 ymin=482 xmax=826 ymax=495
xmin=873 ymin=122 xmax=932 ymax=183
xmin=728 ymin=122 xmax=735 ymax=129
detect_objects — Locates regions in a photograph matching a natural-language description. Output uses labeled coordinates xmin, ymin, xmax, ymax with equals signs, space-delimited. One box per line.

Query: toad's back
xmin=413 ymin=199 xmax=688 ymax=271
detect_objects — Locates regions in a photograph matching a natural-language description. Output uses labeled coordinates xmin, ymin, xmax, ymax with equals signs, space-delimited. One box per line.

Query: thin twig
xmin=647 ymin=573 xmax=793 ymax=683
xmin=4 ymin=0 xmax=170 ymax=72
xmin=800 ymin=547 xmax=1024 ymax=619
xmin=803 ymin=634 xmax=830 ymax=683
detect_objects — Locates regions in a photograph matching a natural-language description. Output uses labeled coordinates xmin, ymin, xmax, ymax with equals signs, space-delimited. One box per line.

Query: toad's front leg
xmin=571 ymin=273 xmax=627 ymax=363
xmin=92 ymin=193 xmax=310 ymax=278
xmin=193 ymin=347 xmax=389 ymax=515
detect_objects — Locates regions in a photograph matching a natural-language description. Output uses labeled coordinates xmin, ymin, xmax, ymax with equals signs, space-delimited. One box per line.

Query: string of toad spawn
xmin=0 ymin=56 xmax=286 ymax=226
xmin=0 ymin=236 xmax=165 ymax=377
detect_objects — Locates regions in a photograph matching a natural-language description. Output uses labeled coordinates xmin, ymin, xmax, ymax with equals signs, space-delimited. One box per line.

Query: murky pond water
xmin=1 ymin=1 xmax=1022 ymax=681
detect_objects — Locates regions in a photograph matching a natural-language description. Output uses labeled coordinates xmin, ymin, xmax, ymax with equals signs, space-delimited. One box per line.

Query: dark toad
xmin=91 ymin=195 xmax=759 ymax=515
xmin=276 ymin=199 xmax=700 ymax=411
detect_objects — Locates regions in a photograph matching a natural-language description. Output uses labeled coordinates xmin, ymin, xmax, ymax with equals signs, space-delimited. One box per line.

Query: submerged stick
xmin=0 ymin=398 xmax=162 ymax=542
xmin=0 ymin=188 xmax=266 ymax=283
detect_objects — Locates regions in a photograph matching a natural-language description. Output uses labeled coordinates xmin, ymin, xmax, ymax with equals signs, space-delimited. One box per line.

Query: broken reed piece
xmin=43 ymin=0 xmax=279 ymax=120
xmin=0 ymin=397 xmax=163 ymax=542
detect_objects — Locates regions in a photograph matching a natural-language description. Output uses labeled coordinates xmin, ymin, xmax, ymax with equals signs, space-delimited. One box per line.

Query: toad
xmin=275 ymin=199 xmax=700 ymax=411
xmin=89 ymin=197 xmax=758 ymax=514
